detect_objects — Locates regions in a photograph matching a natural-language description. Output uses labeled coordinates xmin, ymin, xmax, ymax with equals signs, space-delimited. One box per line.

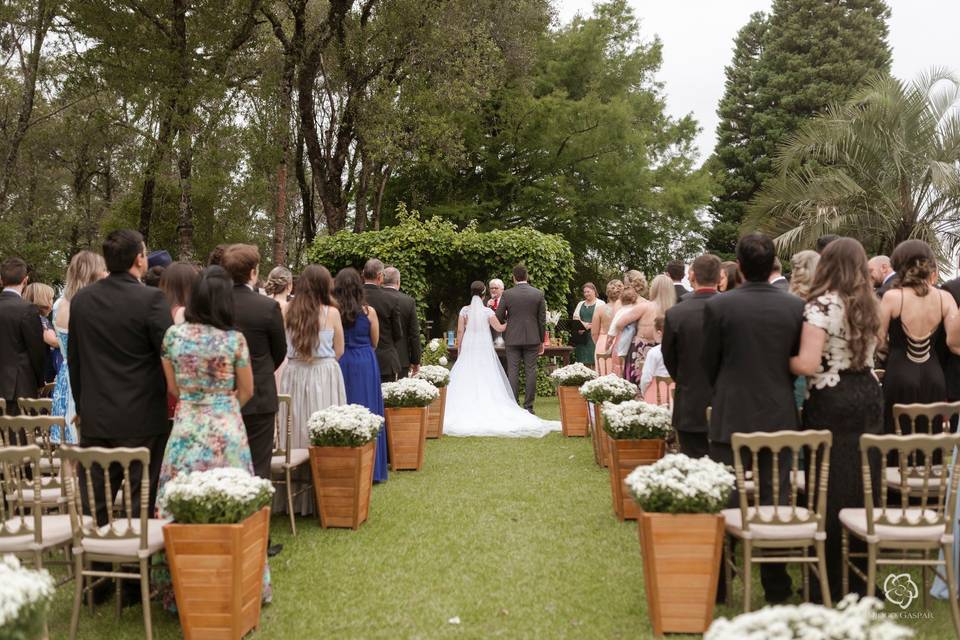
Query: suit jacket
xmin=232 ymin=285 xmax=286 ymax=415
xmin=385 ymin=287 xmax=420 ymax=370
xmin=495 ymin=282 xmax=546 ymax=347
xmin=944 ymin=278 xmax=960 ymax=401
xmin=68 ymin=273 xmax=172 ymax=439
xmin=364 ymin=284 xmax=403 ymax=377
xmin=770 ymin=277 xmax=789 ymax=290
xmin=662 ymin=290 xmax=716 ymax=434
xmin=0 ymin=290 xmax=45 ymax=403
xmin=673 ymin=283 xmax=688 ymax=300
xmin=877 ymin=274 xmax=897 ymax=299
xmin=701 ymin=282 xmax=804 ymax=443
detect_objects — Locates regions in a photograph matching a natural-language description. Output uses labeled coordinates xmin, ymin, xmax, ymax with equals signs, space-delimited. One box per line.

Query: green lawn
xmin=46 ymin=397 xmax=957 ymax=638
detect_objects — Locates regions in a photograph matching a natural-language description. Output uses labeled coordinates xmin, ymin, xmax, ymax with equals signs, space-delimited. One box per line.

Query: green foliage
xmin=517 ymin=359 xmax=558 ymax=398
xmin=420 ymin=337 xmax=451 ymax=367
xmin=307 ymin=206 xmax=575 ymax=334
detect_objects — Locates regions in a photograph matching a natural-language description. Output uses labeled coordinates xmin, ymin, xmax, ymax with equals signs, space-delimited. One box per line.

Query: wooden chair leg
xmin=286 ymin=468 xmax=296 ymax=536
xmin=114 ymin=563 xmax=122 ymax=619
xmin=841 ymin=529 xmax=850 ymax=595
xmin=866 ymin=543 xmax=877 ymax=598
xmin=816 ymin=539 xmax=831 ymax=607
xmin=742 ymin=542 xmax=753 ymax=613
xmin=69 ymin=554 xmax=84 ymax=640
xmin=921 ymin=549 xmax=929 ymax=611
xmin=801 ymin=547 xmax=810 ymax=602
xmin=942 ymin=542 xmax=960 ymax=639
xmin=140 ymin=558 xmax=153 ymax=640
xmin=723 ymin=536 xmax=733 ymax=606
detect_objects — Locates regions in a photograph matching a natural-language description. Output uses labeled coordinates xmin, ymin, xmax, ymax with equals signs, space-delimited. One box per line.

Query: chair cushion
xmin=81 ymin=519 xmax=167 ymax=559
xmin=839 ymin=508 xmax=945 ymax=543
xmin=5 ymin=486 xmax=63 ymax=506
xmin=722 ymin=506 xmax=818 ymax=540
xmin=884 ymin=467 xmax=945 ymax=491
xmin=271 ymin=449 xmax=310 ymax=473
xmin=0 ymin=514 xmax=91 ymax=552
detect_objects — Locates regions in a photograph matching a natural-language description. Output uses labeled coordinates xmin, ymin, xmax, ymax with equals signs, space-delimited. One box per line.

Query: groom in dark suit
xmin=0 ymin=257 xmax=45 ymax=415
xmin=496 ymin=265 xmax=546 ymax=413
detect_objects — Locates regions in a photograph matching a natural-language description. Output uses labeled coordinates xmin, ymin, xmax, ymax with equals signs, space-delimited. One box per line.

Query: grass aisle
xmin=48 ymin=397 xmax=955 ymax=638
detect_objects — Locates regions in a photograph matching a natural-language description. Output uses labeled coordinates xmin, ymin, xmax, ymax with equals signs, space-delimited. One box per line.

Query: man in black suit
xmin=702 ymin=233 xmax=804 ymax=604
xmin=220 ymin=244 xmax=286 ymax=481
xmin=869 ymin=255 xmax=896 ymax=298
xmin=666 ymin=259 xmax=688 ymax=300
xmin=362 ymin=259 xmax=404 ymax=382
xmin=69 ymin=230 xmax=172 ymax=521
xmin=769 ymin=257 xmax=789 ymax=290
xmin=496 ymin=265 xmax=546 ymax=413
xmin=661 ymin=254 xmax=720 ymax=459
xmin=0 ymin=257 xmax=45 ymax=415
xmin=383 ymin=266 xmax=420 ymax=378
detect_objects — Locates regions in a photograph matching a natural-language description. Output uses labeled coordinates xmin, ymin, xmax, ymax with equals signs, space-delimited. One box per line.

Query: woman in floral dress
xmin=155 ymin=266 xmax=271 ymax=609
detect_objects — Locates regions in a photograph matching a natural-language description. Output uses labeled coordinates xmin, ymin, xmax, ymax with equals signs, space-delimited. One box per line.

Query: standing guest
xmin=608 ymin=287 xmax=638 ymax=377
xmin=0 ymin=258 xmax=45 ymax=416
xmin=944 ymin=261 xmax=960 ymax=403
xmin=159 ymin=262 xmax=199 ymax=325
xmin=719 ymin=261 xmax=742 ymax=292
xmin=702 ymin=233 xmax=803 ymax=604
xmin=790 ymin=238 xmax=883 ymax=600
xmin=612 ymin=274 xmax=676 ymax=383
xmin=592 ymin=279 xmax=623 ymax=374
xmin=638 ymin=317 xmax=670 ymax=403
xmin=278 ymin=265 xmax=346 ymax=514
xmin=51 ymin=251 xmax=106 ymax=443
xmin=335 ymin=267 xmax=389 ymax=482
xmin=662 ymin=253 xmax=720 ymax=459
xmin=383 ymin=266 xmax=421 ymax=377
xmin=23 ymin=283 xmax=60 ymax=383
xmin=789 ymin=250 xmax=822 ymax=406
xmin=207 ymin=244 xmax=228 ymax=266
xmin=68 ymin=230 xmax=172 ymax=520
xmin=879 ymin=240 xmax=960 ymax=436
xmin=816 ymin=234 xmax=840 ymax=253
xmin=362 ymin=258 xmax=403 ymax=382
xmin=264 ymin=266 xmax=293 ymax=319
xmin=572 ymin=283 xmax=604 ymax=366
xmin=219 ymin=244 xmax=286 ymax=483
xmin=868 ymin=255 xmax=896 ymax=298
xmin=768 ymin=257 xmax=789 ymax=289
xmin=143 ymin=265 xmax=165 ymax=287
xmin=666 ymin=260 xmax=688 ymax=300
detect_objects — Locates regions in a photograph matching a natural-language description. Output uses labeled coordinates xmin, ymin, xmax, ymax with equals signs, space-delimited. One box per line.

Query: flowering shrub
xmin=159 ymin=468 xmax=275 ymax=524
xmin=414 ymin=365 xmax=451 ymax=388
xmin=602 ymin=400 xmax=672 ymax=440
xmin=382 ymin=378 xmax=439 ymax=408
xmin=421 ymin=338 xmax=450 ymax=367
xmin=308 ymin=404 xmax=384 ymax=447
xmin=550 ymin=362 xmax=598 ymax=387
xmin=705 ymin=594 xmax=912 ymax=639
xmin=579 ymin=374 xmax=638 ymax=404
xmin=0 ymin=555 xmax=54 ymax=640
xmin=625 ymin=454 xmax=734 ymax=514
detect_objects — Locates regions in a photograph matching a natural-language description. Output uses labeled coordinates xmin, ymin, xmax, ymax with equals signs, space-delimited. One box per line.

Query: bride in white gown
xmin=444 ymin=282 xmax=560 ymax=437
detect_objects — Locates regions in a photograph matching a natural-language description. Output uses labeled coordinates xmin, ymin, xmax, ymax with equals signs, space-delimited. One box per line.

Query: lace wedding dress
xmin=443 ymin=296 xmax=560 ymax=437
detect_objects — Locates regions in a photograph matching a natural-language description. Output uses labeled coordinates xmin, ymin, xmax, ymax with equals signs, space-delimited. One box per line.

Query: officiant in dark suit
xmin=496 ymin=265 xmax=546 ymax=413
xmin=0 ymin=257 xmax=46 ymax=414
xmin=383 ymin=266 xmax=420 ymax=377
xmin=363 ymin=259 xmax=404 ymax=382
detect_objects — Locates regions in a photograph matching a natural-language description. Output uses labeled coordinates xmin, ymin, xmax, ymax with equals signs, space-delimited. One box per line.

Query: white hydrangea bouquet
xmin=579 ymin=374 xmax=638 ymax=404
xmin=420 ymin=338 xmax=449 ymax=367
xmin=414 ymin=365 xmax=451 ymax=388
xmin=0 ymin=555 xmax=54 ymax=640
xmin=705 ymin=593 xmax=912 ymax=640
xmin=602 ymin=400 xmax=672 ymax=440
xmin=382 ymin=377 xmax=439 ymax=408
xmin=550 ymin=362 xmax=598 ymax=387
xmin=159 ymin=467 xmax=275 ymax=524
xmin=308 ymin=404 xmax=384 ymax=447
xmin=625 ymin=454 xmax=735 ymax=514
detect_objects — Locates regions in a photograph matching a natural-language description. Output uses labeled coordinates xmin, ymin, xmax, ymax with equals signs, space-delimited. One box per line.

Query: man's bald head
xmin=868 ymin=255 xmax=892 ymax=287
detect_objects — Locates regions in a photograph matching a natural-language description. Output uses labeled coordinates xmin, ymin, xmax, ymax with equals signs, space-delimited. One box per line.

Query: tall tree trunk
xmin=371 ymin=163 xmax=391 ymax=231
xmin=295 ymin=130 xmax=316 ymax=242
xmin=138 ymin=103 xmax=175 ymax=242
xmin=172 ymin=0 xmax=194 ymax=260
xmin=354 ymin=148 xmax=370 ymax=233
xmin=272 ymin=55 xmax=296 ymax=266
xmin=175 ymin=134 xmax=194 ymax=260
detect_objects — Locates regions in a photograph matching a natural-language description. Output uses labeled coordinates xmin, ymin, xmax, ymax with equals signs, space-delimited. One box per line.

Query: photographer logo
xmin=883 ymin=573 xmax=919 ymax=610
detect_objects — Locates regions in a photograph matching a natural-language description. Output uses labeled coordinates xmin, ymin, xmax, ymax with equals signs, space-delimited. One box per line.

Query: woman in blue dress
xmin=334 ymin=267 xmax=388 ymax=483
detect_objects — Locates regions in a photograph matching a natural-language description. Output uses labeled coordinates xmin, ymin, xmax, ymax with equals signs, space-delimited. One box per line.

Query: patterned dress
xmin=50 ymin=299 xmax=77 ymax=444
xmin=155 ymin=322 xmax=271 ymax=609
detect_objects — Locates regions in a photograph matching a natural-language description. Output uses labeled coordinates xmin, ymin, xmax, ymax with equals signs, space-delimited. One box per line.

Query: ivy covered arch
xmin=307 ymin=207 xmax=575 ymax=336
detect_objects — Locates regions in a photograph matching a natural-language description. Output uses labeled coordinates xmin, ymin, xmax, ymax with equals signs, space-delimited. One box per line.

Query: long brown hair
xmin=286 ymin=265 xmax=334 ymax=357
xmin=160 ymin=261 xmax=199 ymax=309
xmin=806 ymin=238 xmax=879 ymax=369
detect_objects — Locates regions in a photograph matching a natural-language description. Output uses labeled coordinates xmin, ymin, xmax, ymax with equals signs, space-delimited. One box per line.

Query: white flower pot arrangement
xmin=579 ymin=374 xmax=638 ymax=466
xmin=307 ymin=404 xmax=384 ymax=529
xmin=602 ymin=401 xmax=672 ymax=521
xmin=160 ymin=468 xmax=274 ymax=640
xmin=421 ymin=338 xmax=449 ymax=367
xmin=626 ymin=454 xmax=735 ymax=636
xmin=415 ymin=366 xmax=451 ymax=439
xmin=0 ymin=555 xmax=54 ymax=640
xmin=550 ymin=363 xmax=597 ymax=437
xmin=382 ymin=378 xmax=439 ymax=471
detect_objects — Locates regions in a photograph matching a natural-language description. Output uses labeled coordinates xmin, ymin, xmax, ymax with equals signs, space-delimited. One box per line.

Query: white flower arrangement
xmin=0 ymin=555 xmax=54 ymax=638
xmin=414 ymin=365 xmax=451 ymax=388
xmin=545 ymin=309 xmax=563 ymax=327
xmin=579 ymin=374 xmax=638 ymax=404
xmin=159 ymin=467 xmax=275 ymax=524
xmin=382 ymin=377 xmax=439 ymax=408
xmin=625 ymin=453 xmax=735 ymax=514
xmin=601 ymin=400 xmax=672 ymax=440
xmin=308 ymin=404 xmax=384 ymax=447
xmin=705 ymin=594 xmax=913 ymax=640
xmin=550 ymin=362 xmax=598 ymax=387
xmin=421 ymin=337 xmax=450 ymax=367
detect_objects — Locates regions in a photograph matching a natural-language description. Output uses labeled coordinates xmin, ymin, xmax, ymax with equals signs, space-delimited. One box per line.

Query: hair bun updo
xmin=891 ymin=239 xmax=936 ymax=296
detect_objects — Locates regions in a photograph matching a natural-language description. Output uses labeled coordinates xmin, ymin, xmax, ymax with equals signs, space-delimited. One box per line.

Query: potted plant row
xmin=382 ymin=378 xmax=439 ymax=471
xmin=549 ymin=362 xmax=597 ymax=437
xmin=579 ymin=374 xmax=638 ymax=467
xmin=602 ymin=400 xmax=671 ymax=520
xmin=626 ymin=454 xmax=734 ymax=636
xmin=307 ymin=403 xmax=384 ymax=529
xmin=414 ymin=365 xmax=451 ymax=439
xmin=160 ymin=468 xmax=274 ymax=640
xmin=0 ymin=554 xmax=55 ymax=640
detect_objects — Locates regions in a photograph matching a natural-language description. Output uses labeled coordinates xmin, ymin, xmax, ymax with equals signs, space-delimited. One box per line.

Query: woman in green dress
xmin=572 ymin=282 xmax=604 ymax=365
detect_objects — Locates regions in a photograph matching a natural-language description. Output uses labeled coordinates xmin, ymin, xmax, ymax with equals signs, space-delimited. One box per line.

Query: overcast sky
xmin=553 ymin=0 xmax=960 ymax=163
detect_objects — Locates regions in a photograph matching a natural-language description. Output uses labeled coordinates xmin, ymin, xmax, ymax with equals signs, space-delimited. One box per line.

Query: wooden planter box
xmin=163 ymin=507 xmax=271 ymax=640
xmin=426 ymin=386 xmax=448 ymax=439
xmin=609 ymin=438 xmax=666 ymax=521
xmin=557 ymin=385 xmax=589 ymax=437
xmin=587 ymin=402 xmax=610 ymax=467
xmin=637 ymin=512 xmax=724 ymax=636
xmin=384 ymin=406 xmax=428 ymax=471
xmin=309 ymin=442 xmax=375 ymax=529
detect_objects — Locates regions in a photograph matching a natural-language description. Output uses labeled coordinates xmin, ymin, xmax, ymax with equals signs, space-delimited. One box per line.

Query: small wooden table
xmin=447 ymin=344 xmax=574 ymax=366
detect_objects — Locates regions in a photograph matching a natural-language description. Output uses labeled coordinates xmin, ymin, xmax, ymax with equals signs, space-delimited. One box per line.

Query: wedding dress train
xmin=443 ymin=296 xmax=560 ymax=437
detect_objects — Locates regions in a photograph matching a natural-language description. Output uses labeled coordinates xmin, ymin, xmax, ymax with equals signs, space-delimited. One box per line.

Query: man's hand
xmin=410 ymin=364 xmax=420 ymax=376
xmin=538 ymin=343 xmax=545 ymax=356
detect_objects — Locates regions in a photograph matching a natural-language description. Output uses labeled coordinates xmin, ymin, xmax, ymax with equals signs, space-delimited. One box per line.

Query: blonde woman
xmin=23 ymin=283 xmax=59 ymax=383
xmin=613 ymin=274 xmax=677 ymax=382
xmin=789 ymin=250 xmax=820 ymax=299
xmin=51 ymin=250 xmax=106 ymax=443
xmin=593 ymin=280 xmax=623 ymax=374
